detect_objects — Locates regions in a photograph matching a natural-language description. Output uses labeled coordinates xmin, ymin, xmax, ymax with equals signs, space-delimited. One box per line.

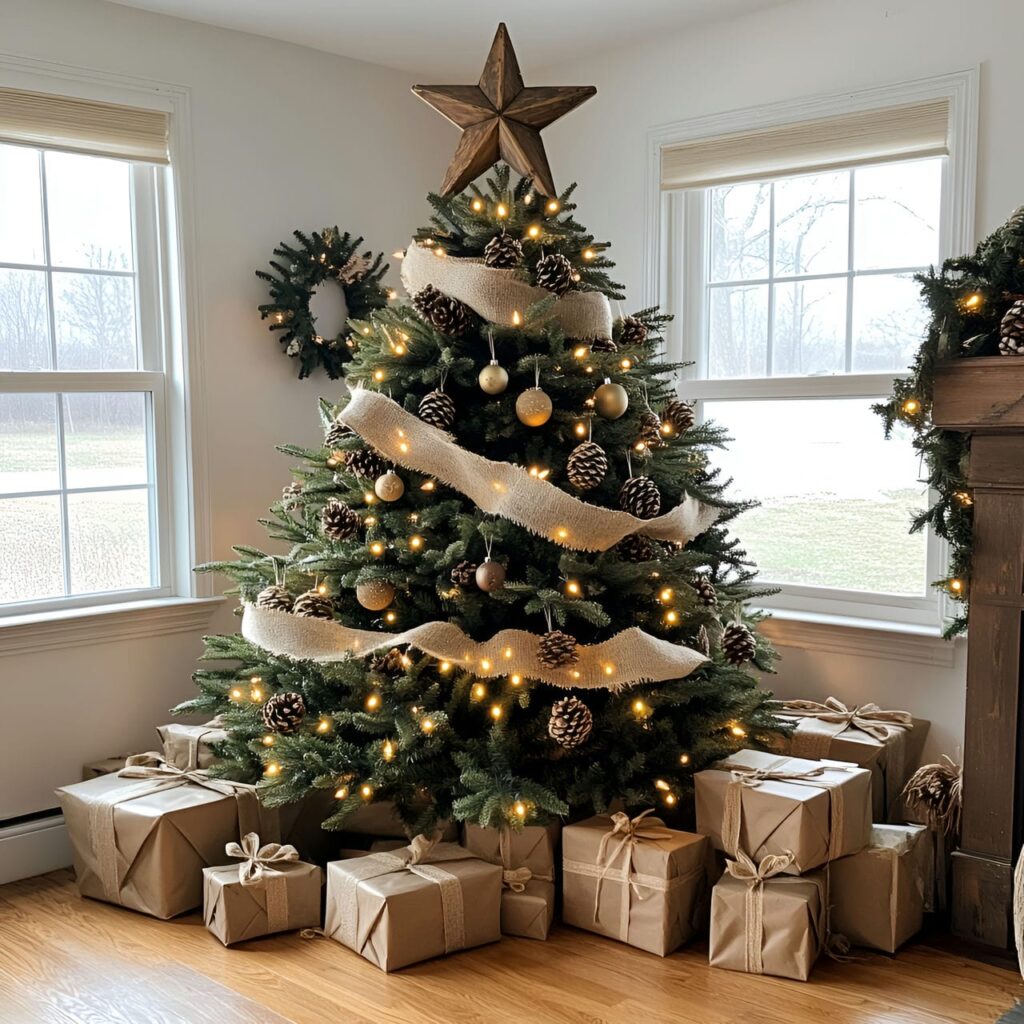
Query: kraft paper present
xmin=157 ymin=719 xmax=228 ymax=771
xmin=81 ymin=755 xmax=138 ymax=780
xmin=694 ymin=749 xmax=872 ymax=874
xmin=771 ymin=699 xmax=928 ymax=822
xmin=324 ymin=836 xmax=502 ymax=971
xmin=463 ymin=822 xmax=559 ymax=939
xmin=709 ymin=851 xmax=826 ymax=982
xmin=830 ymin=824 xmax=930 ymax=952
xmin=57 ymin=754 xmax=270 ymax=920
xmin=562 ymin=811 xmax=708 ymax=956
xmin=203 ymin=834 xmax=322 ymax=946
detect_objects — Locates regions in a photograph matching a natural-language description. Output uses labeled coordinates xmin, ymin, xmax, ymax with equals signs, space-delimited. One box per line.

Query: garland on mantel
xmin=874 ymin=206 xmax=1024 ymax=637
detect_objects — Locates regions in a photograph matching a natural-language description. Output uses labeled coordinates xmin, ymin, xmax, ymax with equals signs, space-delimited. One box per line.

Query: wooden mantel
xmin=932 ymin=356 xmax=1024 ymax=949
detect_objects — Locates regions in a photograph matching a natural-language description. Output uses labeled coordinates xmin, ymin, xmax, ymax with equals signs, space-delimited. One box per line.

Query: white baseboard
xmin=0 ymin=815 xmax=73 ymax=885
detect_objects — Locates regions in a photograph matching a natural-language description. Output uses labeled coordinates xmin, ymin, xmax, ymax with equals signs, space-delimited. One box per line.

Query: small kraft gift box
xmin=829 ymin=823 xmax=931 ymax=952
xmin=562 ymin=810 xmax=708 ymax=956
xmin=463 ymin=822 xmax=560 ymax=940
xmin=694 ymin=749 xmax=872 ymax=874
xmin=157 ymin=719 xmax=228 ymax=771
xmin=57 ymin=753 xmax=276 ymax=920
xmin=323 ymin=835 xmax=502 ymax=971
xmin=709 ymin=850 xmax=826 ymax=982
xmin=203 ymin=833 xmax=321 ymax=946
xmin=770 ymin=698 xmax=927 ymax=822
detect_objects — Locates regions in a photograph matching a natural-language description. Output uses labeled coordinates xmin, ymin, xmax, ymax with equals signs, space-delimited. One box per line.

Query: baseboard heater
xmin=0 ymin=809 xmax=72 ymax=885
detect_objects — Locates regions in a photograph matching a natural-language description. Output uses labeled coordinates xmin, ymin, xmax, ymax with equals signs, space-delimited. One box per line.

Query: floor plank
xmin=0 ymin=871 xmax=1020 ymax=1024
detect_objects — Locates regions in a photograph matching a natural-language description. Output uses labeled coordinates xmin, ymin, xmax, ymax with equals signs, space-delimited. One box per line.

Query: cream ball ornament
xmin=478 ymin=360 xmax=509 ymax=395
xmin=515 ymin=387 xmax=553 ymax=427
xmin=475 ymin=558 xmax=506 ymax=592
xmin=374 ymin=471 xmax=405 ymax=502
xmin=594 ymin=378 xmax=629 ymax=420
xmin=356 ymin=579 xmax=395 ymax=611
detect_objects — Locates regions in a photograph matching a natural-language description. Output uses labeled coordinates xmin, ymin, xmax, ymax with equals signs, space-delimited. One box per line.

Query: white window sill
xmin=756 ymin=609 xmax=964 ymax=667
xmin=0 ymin=596 xmax=224 ymax=658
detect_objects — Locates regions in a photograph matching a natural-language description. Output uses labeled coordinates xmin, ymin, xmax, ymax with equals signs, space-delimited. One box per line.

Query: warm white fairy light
xmin=264 ymin=762 xmax=281 ymax=777
xmin=365 ymin=693 xmax=381 ymax=711
xmin=489 ymin=704 xmax=503 ymax=720
xmin=360 ymin=783 xmax=374 ymax=799
xmin=335 ymin=784 xmax=350 ymax=800
xmin=261 ymin=734 xmax=275 ymax=747
xmin=471 ymin=682 xmax=487 ymax=700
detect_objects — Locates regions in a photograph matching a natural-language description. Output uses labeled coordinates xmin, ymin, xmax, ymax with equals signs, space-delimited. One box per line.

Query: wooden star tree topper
xmin=413 ymin=23 xmax=596 ymax=197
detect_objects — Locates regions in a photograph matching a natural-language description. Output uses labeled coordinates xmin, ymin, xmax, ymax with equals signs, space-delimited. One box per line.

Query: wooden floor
xmin=0 ymin=871 xmax=1020 ymax=1024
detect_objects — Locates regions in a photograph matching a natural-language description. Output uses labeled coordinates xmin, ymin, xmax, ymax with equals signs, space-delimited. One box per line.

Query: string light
xmin=513 ymin=800 xmax=528 ymax=818
xmin=582 ymin=248 xmax=596 ymax=261
xmin=510 ymin=674 xmax=523 ymax=687
xmin=730 ymin=723 xmax=747 ymax=738
xmin=317 ymin=582 xmax=328 ymax=595
xmin=382 ymin=739 xmax=396 ymax=762
xmin=503 ymin=646 xmax=513 ymax=659
xmin=365 ymin=693 xmax=381 ymax=711
xmin=229 ymin=686 xmax=244 ymax=701
xmin=664 ymin=792 xmax=677 ymax=806
xmin=954 ymin=490 xmax=974 ymax=506
xmin=528 ymin=465 xmax=551 ymax=480
xmin=369 ymin=541 xmax=385 ymax=556
xmin=373 ymin=369 xmax=385 ymax=382
xmin=264 ymin=762 xmax=281 ymax=777
xmin=620 ymin=358 xmax=632 ymax=370
xmin=361 ymin=326 xmax=371 ymax=336
xmin=496 ymin=202 xmax=509 ymax=219
xmin=471 ymin=198 xmax=485 ymax=212
xmin=901 ymin=398 xmax=920 ymax=415
xmin=360 ymin=783 xmax=373 ymax=800
xmin=679 ymin=753 xmax=691 ymax=766
xmin=249 ymin=684 xmax=263 ymax=702
xmin=364 ymin=515 xmax=377 ymax=527
xmin=489 ymin=704 xmax=503 ymax=720
xmin=654 ymin=779 xmax=670 ymax=791
xmin=545 ymin=199 xmax=560 ymax=214
xmin=962 ymin=292 xmax=983 ymax=309
xmin=574 ymin=422 xmax=587 ymax=437
xmin=433 ymin=246 xmax=446 ymax=258
xmin=439 ymin=660 xmax=452 ymax=674
xmin=261 ymin=734 xmax=275 ymax=747
xmin=948 ymin=578 xmax=965 ymax=595
xmin=408 ymin=534 xmax=424 ymax=550
xmin=421 ymin=480 xmax=436 ymax=492
xmin=573 ymin=345 xmax=589 ymax=359
xmin=664 ymin=610 xmax=679 ymax=625
xmin=512 ymin=310 xmax=522 ymax=326
xmin=334 ymin=784 xmax=349 ymax=800
xmin=471 ymin=682 xmax=487 ymax=701
xmin=659 ymin=588 xmax=673 ymax=602
xmin=400 ymin=654 xmax=412 ymax=668
xmin=316 ymin=717 xmax=332 ymax=734
xmin=603 ymin=663 xmax=615 ymax=677
xmin=524 ymin=193 xmax=534 ymax=206
xmin=480 ymin=658 xmax=492 ymax=672
xmin=420 ymin=716 xmax=436 ymax=733
xmin=556 ymin=527 xmax=569 ymax=540
xmin=565 ymin=580 xmax=582 ymax=597
xmin=526 ymin=224 xmax=541 ymax=239
xmin=364 ymin=491 xmax=377 ymax=504
xmin=632 ymin=698 xmax=651 ymax=718
xmin=385 ymin=610 xmax=397 ymax=624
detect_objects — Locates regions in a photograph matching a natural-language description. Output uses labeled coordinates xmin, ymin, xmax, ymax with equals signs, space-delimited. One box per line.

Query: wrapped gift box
xmin=57 ymin=754 xmax=271 ymax=920
xmin=709 ymin=852 xmax=825 ymax=982
xmin=81 ymin=755 xmax=138 ymax=780
xmin=463 ymin=823 xmax=559 ymax=939
xmin=203 ymin=834 xmax=321 ymax=946
xmin=324 ymin=837 xmax=501 ymax=971
xmin=157 ymin=719 xmax=228 ymax=771
xmin=830 ymin=824 xmax=930 ymax=952
xmin=695 ymin=749 xmax=872 ymax=874
xmin=562 ymin=811 xmax=708 ymax=956
xmin=771 ymin=699 xmax=928 ymax=821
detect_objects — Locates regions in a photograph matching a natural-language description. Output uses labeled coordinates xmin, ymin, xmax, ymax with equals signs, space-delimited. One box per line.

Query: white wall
xmin=538 ymin=0 xmax=1024 ymax=763
xmin=0 ymin=0 xmax=447 ymax=820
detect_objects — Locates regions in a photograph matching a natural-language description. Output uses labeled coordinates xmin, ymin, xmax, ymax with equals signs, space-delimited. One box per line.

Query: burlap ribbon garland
xmin=241 ymin=603 xmax=706 ymax=690
xmin=330 ymin=835 xmax=475 ymax=956
xmin=400 ymin=242 xmax=613 ymax=341
xmin=494 ymin=826 xmax=554 ymax=893
xmin=90 ymin=754 xmax=264 ymax=903
xmin=337 ymin=388 xmax=720 ymax=553
xmin=224 ymin=832 xmax=303 ymax=933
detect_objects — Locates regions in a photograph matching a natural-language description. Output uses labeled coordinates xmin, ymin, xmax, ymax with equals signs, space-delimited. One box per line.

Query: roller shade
xmin=661 ymin=99 xmax=949 ymax=191
xmin=0 ymin=87 xmax=170 ymax=164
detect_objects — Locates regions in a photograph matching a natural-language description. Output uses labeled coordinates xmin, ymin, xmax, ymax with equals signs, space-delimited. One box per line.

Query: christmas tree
xmin=177 ymin=25 xmax=779 ymax=835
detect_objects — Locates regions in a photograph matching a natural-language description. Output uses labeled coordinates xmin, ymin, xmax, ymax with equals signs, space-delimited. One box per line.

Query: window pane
xmin=708 ymin=181 xmax=770 ymax=282
xmin=705 ymin=398 xmax=928 ymax=596
xmin=52 ymin=271 xmax=137 ymax=369
xmin=774 ymin=171 xmax=849 ymax=277
xmin=0 ymin=393 xmax=59 ymax=494
xmin=67 ymin=488 xmax=152 ymax=595
xmin=852 ymin=274 xmax=928 ymax=372
xmin=0 ymin=268 xmax=51 ymax=370
xmin=0 ymin=495 xmax=64 ymax=604
xmin=772 ymin=278 xmax=847 ymax=375
xmin=0 ymin=144 xmax=45 ymax=265
xmin=63 ymin=392 xmax=149 ymax=489
xmin=708 ymin=284 xmax=768 ymax=378
xmin=44 ymin=151 xmax=134 ymax=271
xmin=854 ymin=159 xmax=941 ymax=271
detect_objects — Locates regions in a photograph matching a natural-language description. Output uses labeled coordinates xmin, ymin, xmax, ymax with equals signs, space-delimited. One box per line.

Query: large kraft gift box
xmin=694 ymin=749 xmax=872 ymax=874
xmin=324 ymin=837 xmax=501 ymax=971
xmin=709 ymin=851 xmax=826 ymax=982
xmin=830 ymin=823 xmax=930 ymax=952
xmin=339 ymin=800 xmax=458 ymax=842
xmin=770 ymin=698 xmax=928 ymax=822
xmin=57 ymin=754 xmax=280 ymax=920
xmin=157 ymin=719 xmax=228 ymax=771
xmin=203 ymin=833 xmax=321 ymax=946
xmin=463 ymin=822 xmax=560 ymax=940
xmin=562 ymin=811 xmax=707 ymax=956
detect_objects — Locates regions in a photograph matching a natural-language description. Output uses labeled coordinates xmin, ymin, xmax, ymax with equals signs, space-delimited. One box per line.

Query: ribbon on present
xmin=494 ymin=827 xmax=554 ymax=893
xmin=88 ymin=753 xmax=264 ymax=904
xmin=774 ymin=698 xmax=912 ymax=743
xmin=224 ymin=832 xmax=302 ymax=933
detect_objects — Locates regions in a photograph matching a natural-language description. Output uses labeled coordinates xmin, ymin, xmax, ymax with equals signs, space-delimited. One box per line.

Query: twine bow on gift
xmin=776 ymin=697 xmax=912 ymax=742
xmin=724 ymin=849 xmax=798 ymax=975
xmin=494 ymin=826 xmax=554 ymax=893
xmin=226 ymin=833 xmax=300 ymax=886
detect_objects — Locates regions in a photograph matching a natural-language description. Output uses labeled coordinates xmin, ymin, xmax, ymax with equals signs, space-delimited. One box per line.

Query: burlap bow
xmin=724 ymin=849 xmax=798 ymax=974
xmin=225 ymin=833 xmax=300 ymax=886
xmin=775 ymin=698 xmax=912 ymax=741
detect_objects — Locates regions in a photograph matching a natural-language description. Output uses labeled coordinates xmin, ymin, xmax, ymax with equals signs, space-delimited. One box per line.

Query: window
xmin=0 ymin=86 xmax=186 ymax=616
xmin=654 ymin=77 xmax=978 ymax=628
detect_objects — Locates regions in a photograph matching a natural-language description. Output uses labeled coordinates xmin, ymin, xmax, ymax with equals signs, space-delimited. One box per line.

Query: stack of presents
xmin=59 ymin=697 xmax=933 ymax=980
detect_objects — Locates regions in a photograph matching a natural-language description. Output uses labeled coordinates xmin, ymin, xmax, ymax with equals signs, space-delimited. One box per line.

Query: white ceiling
xmin=104 ymin=0 xmax=793 ymax=78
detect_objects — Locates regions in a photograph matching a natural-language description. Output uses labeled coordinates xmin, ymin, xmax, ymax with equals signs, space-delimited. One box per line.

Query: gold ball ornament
xmin=594 ymin=379 xmax=629 ymax=420
xmin=516 ymin=387 xmax=553 ymax=427
xmin=478 ymin=360 xmax=509 ymax=395
xmin=475 ymin=558 xmax=506 ymax=592
xmin=374 ymin=471 xmax=405 ymax=502
xmin=356 ymin=579 xmax=395 ymax=611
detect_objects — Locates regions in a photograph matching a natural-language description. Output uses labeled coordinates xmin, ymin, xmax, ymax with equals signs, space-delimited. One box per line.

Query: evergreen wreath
xmin=257 ymin=227 xmax=389 ymax=379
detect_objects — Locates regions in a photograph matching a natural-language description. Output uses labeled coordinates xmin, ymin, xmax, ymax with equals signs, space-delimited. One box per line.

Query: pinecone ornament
xmin=321 ymin=500 xmax=360 ymax=541
xmin=617 ymin=534 xmax=656 ymax=562
xmin=662 ymin=399 xmax=695 ymax=435
xmin=566 ymin=441 xmax=608 ymax=491
xmin=538 ymin=629 xmax=579 ymax=668
xmin=293 ymin=590 xmax=334 ymax=619
xmin=535 ymin=253 xmax=575 ymax=296
xmin=450 ymin=560 xmax=477 ymax=587
xmin=999 ymin=299 xmax=1024 ymax=355
xmin=412 ymin=283 xmax=442 ymax=319
xmin=344 ymin=448 xmax=387 ymax=481
xmin=618 ymin=316 xmax=648 ymax=346
xmin=721 ymin=622 xmax=757 ymax=665
xmin=371 ymin=647 xmax=408 ymax=674
xmin=589 ymin=336 xmax=618 ymax=353
xmin=548 ymin=696 xmax=593 ymax=749
xmin=619 ymin=476 xmax=661 ymax=519
xmin=695 ymin=575 xmax=717 ymax=607
xmin=483 ymin=232 xmax=523 ymax=269
xmin=255 ymin=584 xmax=293 ymax=612
xmin=415 ymin=285 xmax=471 ymax=336
xmin=418 ymin=389 xmax=456 ymax=430
xmin=638 ymin=411 xmax=663 ymax=449
xmin=324 ymin=420 xmax=352 ymax=448
xmin=261 ymin=692 xmax=306 ymax=734
xmin=281 ymin=481 xmax=303 ymax=509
